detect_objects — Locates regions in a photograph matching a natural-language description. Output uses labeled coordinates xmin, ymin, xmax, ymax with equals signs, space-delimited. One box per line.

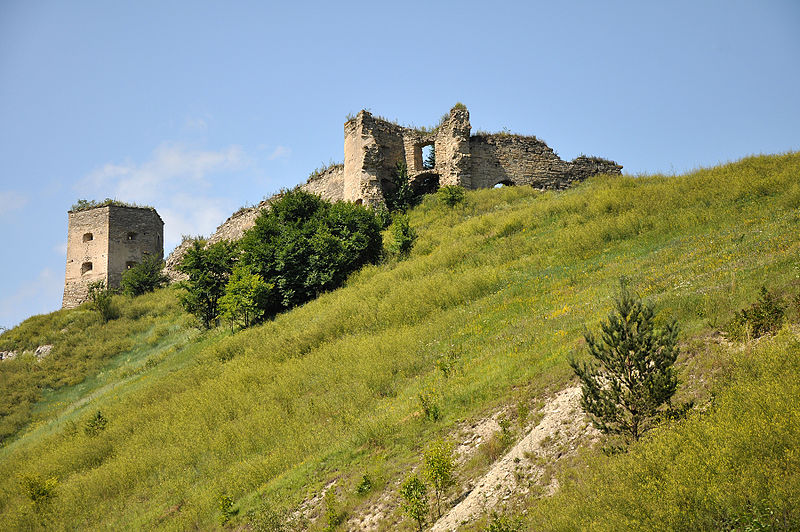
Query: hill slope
xmin=1 ymin=153 xmax=799 ymax=530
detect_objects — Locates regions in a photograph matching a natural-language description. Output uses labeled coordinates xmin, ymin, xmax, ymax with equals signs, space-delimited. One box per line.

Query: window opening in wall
xmin=127 ymin=232 xmax=137 ymax=241
xmin=355 ymin=199 xmax=363 ymax=206
xmin=126 ymin=261 xmax=137 ymax=270
xmin=494 ymin=180 xmax=514 ymax=188
xmin=82 ymin=232 xmax=93 ymax=242
xmin=422 ymin=144 xmax=435 ymax=170
xmin=81 ymin=262 xmax=93 ymax=275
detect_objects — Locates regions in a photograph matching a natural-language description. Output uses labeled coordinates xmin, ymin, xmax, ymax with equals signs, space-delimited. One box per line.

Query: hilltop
xmin=1 ymin=153 xmax=799 ymax=530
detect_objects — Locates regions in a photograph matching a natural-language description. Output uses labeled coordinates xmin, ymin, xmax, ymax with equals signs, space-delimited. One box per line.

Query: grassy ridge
xmin=0 ymin=153 xmax=798 ymax=530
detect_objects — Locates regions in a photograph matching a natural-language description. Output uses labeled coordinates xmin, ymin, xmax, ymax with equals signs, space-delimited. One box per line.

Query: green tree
xmin=424 ymin=439 xmax=456 ymax=518
xmin=570 ymin=280 xmax=679 ymax=443
xmin=399 ymin=475 xmax=429 ymax=532
xmin=219 ymin=265 xmax=271 ymax=330
xmin=239 ymin=189 xmax=382 ymax=317
xmin=177 ymin=240 xmax=236 ymax=329
xmin=389 ymin=215 xmax=416 ymax=257
xmin=120 ymin=254 xmax=168 ymax=296
xmin=384 ymin=162 xmax=415 ymax=213
xmin=437 ymin=185 xmax=465 ymax=207
xmin=87 ymin=280 xmax=116 ymax=323
xmin=423 ymin=144 xmax=436 ymax=169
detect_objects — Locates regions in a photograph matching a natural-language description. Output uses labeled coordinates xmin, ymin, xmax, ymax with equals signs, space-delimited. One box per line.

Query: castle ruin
xmin=303 ymin=104 xmax=622 ymax=206
xmin=62 ymin=203 xmax=163 ymax=308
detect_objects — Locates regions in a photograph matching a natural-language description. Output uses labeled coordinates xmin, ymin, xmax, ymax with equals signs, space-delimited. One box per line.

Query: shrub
xmin=120 ymin=255 xmax=168 ymax=297
xmin=424 ymin=439 xmax=456 ymax=518
xmin=20 ymin=474 xmax=58 ymax=509
xmin=356 ymin=474 xmax=372 ymax=495
xmin=219 ymin=494 xmax=237 ymax=525
xmin=384 ymin=162 xmax=415 ymax=213
xmin=737 ymin=286 xmax=786 ymax=338
xmin=418 ymin=390 xmax=441 ymax=421
xmin=87 ymin=280 xmax=117 ymax=323
xmin=389 ymin=215 xmax=416 ymax=257
xmin=84 ymin=410 xmax=108 ymax=436
xmin=177 ymin=240 xmax=237 ymax=329
xmin=323 ymin=488 xmax=345 ymax=531
xmin=219 ymin=265 xmax=271 ymax=329
xmin=570 ymin=280 xmax=679 ymax=443
xmin=399 ymin=475 xmax=429 ymax=532
xmin=239 ymin=189 xmax=383 ymax=317
xmin=438 ymin=185 xmax=466 ymax=207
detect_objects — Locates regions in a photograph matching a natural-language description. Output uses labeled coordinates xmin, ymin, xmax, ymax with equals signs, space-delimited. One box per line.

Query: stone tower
xmin=62 ymin=203 xmax=164 ymax=308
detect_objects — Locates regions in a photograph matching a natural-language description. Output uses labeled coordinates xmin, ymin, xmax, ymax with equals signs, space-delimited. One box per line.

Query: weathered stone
xmin=0 ymin=351 xmax=17 ymax=361
xmin=162 ymin=104 xmax=621 ymax=279
xmin=62 ymin=205 xmax=163 ymax=308
xmin=34 ymin=344 xmax=53 ymax=361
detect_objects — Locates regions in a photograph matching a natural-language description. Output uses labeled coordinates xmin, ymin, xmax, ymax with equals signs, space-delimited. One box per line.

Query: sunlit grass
xmin=0 ymin=153 xmax=798 ymax=530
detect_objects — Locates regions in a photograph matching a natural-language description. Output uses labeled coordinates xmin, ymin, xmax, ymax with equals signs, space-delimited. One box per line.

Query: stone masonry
xmin=62 ymin=205 xmax=163 ymax=308
xmin=163 ymin=104 xmax=621 ymax=277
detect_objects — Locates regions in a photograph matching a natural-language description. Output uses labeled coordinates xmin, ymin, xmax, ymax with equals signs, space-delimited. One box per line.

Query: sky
xmin=1 ymin=0 xmax=799 ymax=329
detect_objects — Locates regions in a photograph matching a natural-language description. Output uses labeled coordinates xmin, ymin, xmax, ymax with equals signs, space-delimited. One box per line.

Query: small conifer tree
xmin=570 ymin=280 xmax=679 ymax=443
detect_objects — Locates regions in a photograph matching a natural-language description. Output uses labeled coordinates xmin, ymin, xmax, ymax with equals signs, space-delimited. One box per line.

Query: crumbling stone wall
xmin=62 ymin=205 xmax=163 ymax=308
xmin=162 ymin=104 xmax=621 ymax=279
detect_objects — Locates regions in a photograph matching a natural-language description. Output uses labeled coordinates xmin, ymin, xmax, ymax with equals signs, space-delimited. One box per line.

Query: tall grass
xmin=0 ymin=153 xmax=798 ymax=530
xmin=527 ymin=327 xmax=800 ymax=530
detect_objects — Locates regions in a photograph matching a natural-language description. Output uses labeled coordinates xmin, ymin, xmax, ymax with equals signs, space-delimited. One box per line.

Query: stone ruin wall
xmin=468 ymin=134 xmax=622 ymax=190
xmin=63 ymin=205 xmax=163 ymax=308
xmin=163 ymin=105 xmax=621 ymax=279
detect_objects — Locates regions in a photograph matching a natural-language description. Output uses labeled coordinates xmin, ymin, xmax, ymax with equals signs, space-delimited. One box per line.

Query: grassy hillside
xmin=1 ymin=153 xmax=799 ymax=530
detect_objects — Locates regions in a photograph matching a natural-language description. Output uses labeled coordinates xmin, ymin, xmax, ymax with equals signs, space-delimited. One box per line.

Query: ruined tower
xmin=62 ymin=203 xmax=164 ymax=308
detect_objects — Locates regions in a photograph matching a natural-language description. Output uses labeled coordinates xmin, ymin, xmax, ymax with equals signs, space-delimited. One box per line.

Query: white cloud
xmin=268 ymin=145 xmax=291 ymax=160
xmin=53 ymin=241 xmax=67 ymax=256
xmin=79 ymin=142 xmax=247 ymax=205
xmin=0 ymin=190 xmax=28 ymax=217
xmin=0 ymin=268 xmax=62 ymax=329
xmin=76 ymin=142 xmax=251 ymax=254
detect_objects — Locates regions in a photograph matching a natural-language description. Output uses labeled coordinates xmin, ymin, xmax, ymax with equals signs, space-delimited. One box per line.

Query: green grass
xmin=0 ymin=153 xmax=798 ymax=530
xmin=527 ymin=327 xmax=800 ymax=530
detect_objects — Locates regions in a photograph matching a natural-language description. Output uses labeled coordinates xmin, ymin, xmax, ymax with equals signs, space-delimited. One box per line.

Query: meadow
xmin=0 ymin=152 xmax=798 ymax=530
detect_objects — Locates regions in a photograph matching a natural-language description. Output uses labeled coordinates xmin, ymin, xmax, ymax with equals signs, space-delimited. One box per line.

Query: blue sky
xmin=1 ymin=0 xmax=798 ymax=329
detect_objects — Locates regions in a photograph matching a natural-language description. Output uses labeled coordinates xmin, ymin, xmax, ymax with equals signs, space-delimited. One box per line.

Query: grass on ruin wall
xmin=0 ymin=153 xmax=798 ymax=530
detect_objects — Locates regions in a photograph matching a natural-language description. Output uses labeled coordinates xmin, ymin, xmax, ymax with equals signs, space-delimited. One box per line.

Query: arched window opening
xmin=82 ymin=232 xmax=93 ymax=242
xmin=355 ymin=199 xmax=363 ymax=206
xmin=493 ymin=180 xmax=514 ymax=188
xmin=81 ymin=262 xmax=93 ymax=275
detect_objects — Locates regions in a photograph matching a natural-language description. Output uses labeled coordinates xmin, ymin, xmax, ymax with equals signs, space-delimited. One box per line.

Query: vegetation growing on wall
xmin=69 ymin=198 xmax=155 ymax=212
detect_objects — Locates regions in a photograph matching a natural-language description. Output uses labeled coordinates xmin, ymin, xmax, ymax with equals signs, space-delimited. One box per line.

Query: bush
xmin=737 ymin=286 xmax=786 ymax=338
xmin=219 ymin=265 xmax=271 ymax=329
xmin=323 ymin=488 xmax=345 ymax=531
xmin=486 ymin=512 xmax=524 ymax=532
xmin=424 ymin=439 xmax=456 ymax=518
xmin=120 ymin=255 xmax=168 ymax=297
xmin=219 ymin=494 xmax=237 ymax=525
xmin=87 ymin=281 xmax=117 ymax=323
xmin=399 ymin=475 xmax=429 ymax=532
xmin=570 ymin=280 xmax=679 ymax=443
xmin=384 ymin=162 xmax=415 ymax=213
xmin=418 ymin=390 xmax=441 ymax=421
xmin=247 ymin=502 xmax=288 ymax=532
xmin=84 ymin=410 xmax=108 ymax=436
xmin=177 ymin=240 xmax=237 ymax=329
xmin=356 ymin=474 xmax=372 ymax=495
xmin=438 ymin=185 xmax=466 ymax=207
xmin=239 ymin=189 xmax=383 ymax=318
xmin=20 ymin=474 xmax=58 ymax=509
xmin=389 ymin=215 xmax=416 ymax=257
